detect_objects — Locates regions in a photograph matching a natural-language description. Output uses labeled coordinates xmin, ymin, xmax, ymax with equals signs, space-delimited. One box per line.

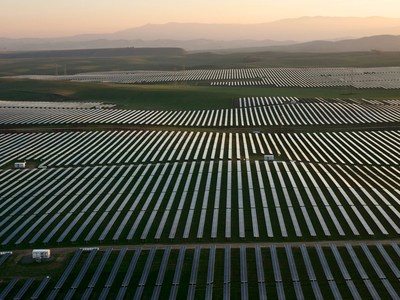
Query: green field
xmin=1 ymin=78 xmax=400 ymax=110
xmin=1 ymin=51 xmax=400 ymax=76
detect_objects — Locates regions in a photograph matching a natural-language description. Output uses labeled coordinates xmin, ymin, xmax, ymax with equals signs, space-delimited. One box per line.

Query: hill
xmin=220 ymin=35 xmax=400 ymax=53
xmin=0 ymin=47 xmax=186 ymax=59
xmin=1 ymin=16 xmax=400 ymax=51
xmin=112 ymin=17 xmax=400 ymax=41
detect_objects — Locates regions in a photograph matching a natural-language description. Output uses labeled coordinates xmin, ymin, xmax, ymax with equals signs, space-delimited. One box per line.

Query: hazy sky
xmin=1 ymin=0 xmax=400 ymax=38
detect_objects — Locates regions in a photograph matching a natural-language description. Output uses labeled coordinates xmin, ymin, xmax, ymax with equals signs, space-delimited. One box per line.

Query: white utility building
xmin=32 ymin=249 xmax=51 ymax=260
xmin=14 ymin=162 xmax=26 ymax=169
xmin=264 ymin=154 xmax=275 ymax=161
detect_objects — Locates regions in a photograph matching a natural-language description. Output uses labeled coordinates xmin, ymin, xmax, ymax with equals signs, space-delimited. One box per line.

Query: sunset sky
xmin=1 ymin=0 xmax=400 ymax=38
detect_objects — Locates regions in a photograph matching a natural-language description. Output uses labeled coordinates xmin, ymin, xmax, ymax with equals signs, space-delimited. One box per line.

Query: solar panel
xmin=392 ymin=243 xmax=400 ymax=258
xmin=64 ymin=288 xmax=79 ymax=300
xmin=30 ymin=276 xmax=51 ymax=300
xmin=98 ymin=287 xmax=111 ymax=300
xmin=105 ymin=248 xmax=127 ymax=287
xmin=190 ymin=246 xmax=201 ymax=285
xmin=300 ymin=245 xmax=325 ymax=299
xmin=376 ymin=244 xmax=400 ymax=279
xmin=202 ymin=132 xmax=213 ymax=160
xmin=155 ymin=247 xmax=171 ymax=286
xmin=360 ymin=244 xmax=386 ymax=279
xmin=345 ymin=280 xmax=362 ymax=300
xmin=133 ymin=248 xmax=156 ymax=300
xmin=122 ymin=248 xmax=141 ymax=288
xmin=70 ymin=248 xmax=98 ymax=291
xmin=363 ymin=279 xmax=381 ymax=299
xmin=223 ymin=283 xmax=230 ymax=300
xmin=300 ymin=245 xmax=317 ymax=281
xmin=240 ymin=246 xmax=248 ymax=283
xmin=197 ymin=162 xmax=214 ymax=238
xmin=151 ymin=286 xmax=163 ymax=300
xmin=205 ymin=284 xmax=213 ymax=300
xmin=187 ymin=285 xmax=196 ymax=300
xmin=139 ymin=248 xmax=156 ymax=286
xmin=285 ymin=245 xmax=300 ymax=282
xmin=88 ymin=248 xmax=112 ymax=288
xmin=219 ymin=133 xmax=225 ymax=159
xmin=270 ymin=246 xmax=282 ymax=283
xmin=264 ymin=162 xmax=288 ymax=237
xmin=0 ymin=252 xmax=11 ymax=267
xmin=345 ymin=244 xmax=369 ymax=280
xmin=254 ymin=246 xmax=265 ymax=283
xmin=301 ymin=163 xmax=344 ymax=236
xmin=380 ymin=279 xmax=400 ymax=299
xmin=168 ymin=164 xmax=195 ymax=240
xmin=0 ymin=278 xmax=18 ymax=300
xmin=54 ymin=249 xmax=83 ymax=290
xmin=242 ymin=133 xmax=250 ymax=159
xmin=361 ymin=244 xmax=399 ymax=298
xmin=315 ymin=245 xmax=334 ymax=281
xmin=169 ymin=285 xmax=179 ymax=300
xmin=130 ymin=286 xmax=145 ymax=300
xmin=207 ymin=246 xmax=216 ymax=284
xmin=315 ymin=245 xmax=342 ymax=299
xmin=13 ymin=278 xmax=34 ymax=300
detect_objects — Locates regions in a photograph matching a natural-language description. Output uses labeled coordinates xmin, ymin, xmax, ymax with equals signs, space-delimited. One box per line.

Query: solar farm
xmin=13 ymin=67 xmax=400 ymax=89
xmin=1 ymin=67 xmax=400 ymax=299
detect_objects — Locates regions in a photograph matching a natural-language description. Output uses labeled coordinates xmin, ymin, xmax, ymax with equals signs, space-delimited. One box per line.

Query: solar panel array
xmin=237 ymin=96 xmax=400 ymax=108
xmin=0 ymin=91 xmax=399 ymax=300
xmin=0 ymin=159 xmax=399 ymax=245
xmin=0 ymin=129 xmax=398 ymax=168
xmin=0 ymin=100 xmax=114 ymax=109
xmin=0 ymin=252 xmax=12 ymax=267
xmin=13 ymin=66 xmax=400 ymax=89
xmin=1 ymin=244 xmax=399 ymax=299
xmin=1 ymin=101 xmax=400 ymax=126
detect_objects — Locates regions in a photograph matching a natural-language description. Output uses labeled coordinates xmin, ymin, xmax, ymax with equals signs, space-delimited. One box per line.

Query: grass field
xmin=1 ymin=78 xmax=400 ymax=110
xmin=0 ymin=250 xmax=74 ymax=279
xmin=1 ymin=51 xmax=400 ymax=77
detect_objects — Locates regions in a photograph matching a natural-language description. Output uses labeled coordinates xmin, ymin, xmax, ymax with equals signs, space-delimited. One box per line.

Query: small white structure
xmin=81 ymin=247 xmax=100 ymax=252
xmin=14 ymin=161 xmax=26 ymax=169
xmin=32 ymin=249 xmax=51 ymax=260
xmin=264 ymin=154 xmax=275 ymax=161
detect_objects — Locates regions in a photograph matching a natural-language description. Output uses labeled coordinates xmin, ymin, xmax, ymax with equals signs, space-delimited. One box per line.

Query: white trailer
xmin=264 ymin=154 xmax=275 ymax=161
xmin=14 ymin=162 xmax=26 ymax=169
xmin=32 ymin=249 xmax=51 ymax=260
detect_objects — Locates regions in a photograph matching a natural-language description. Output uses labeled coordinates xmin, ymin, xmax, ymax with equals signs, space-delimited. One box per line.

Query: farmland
xmin=0 ymin=59 xmax=400 ymax=299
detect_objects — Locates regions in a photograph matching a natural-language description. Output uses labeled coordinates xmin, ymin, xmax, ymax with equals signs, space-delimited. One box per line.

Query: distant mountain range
xmin=0 ymin=47 xmax=186 ymax=59
xmin=1 ymin=16 xmax=400 ymax=52
xmin=108 ymin=16 xmax=400 ymax=41
xmin=221 ymin=35 xmax=400 ymax=53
